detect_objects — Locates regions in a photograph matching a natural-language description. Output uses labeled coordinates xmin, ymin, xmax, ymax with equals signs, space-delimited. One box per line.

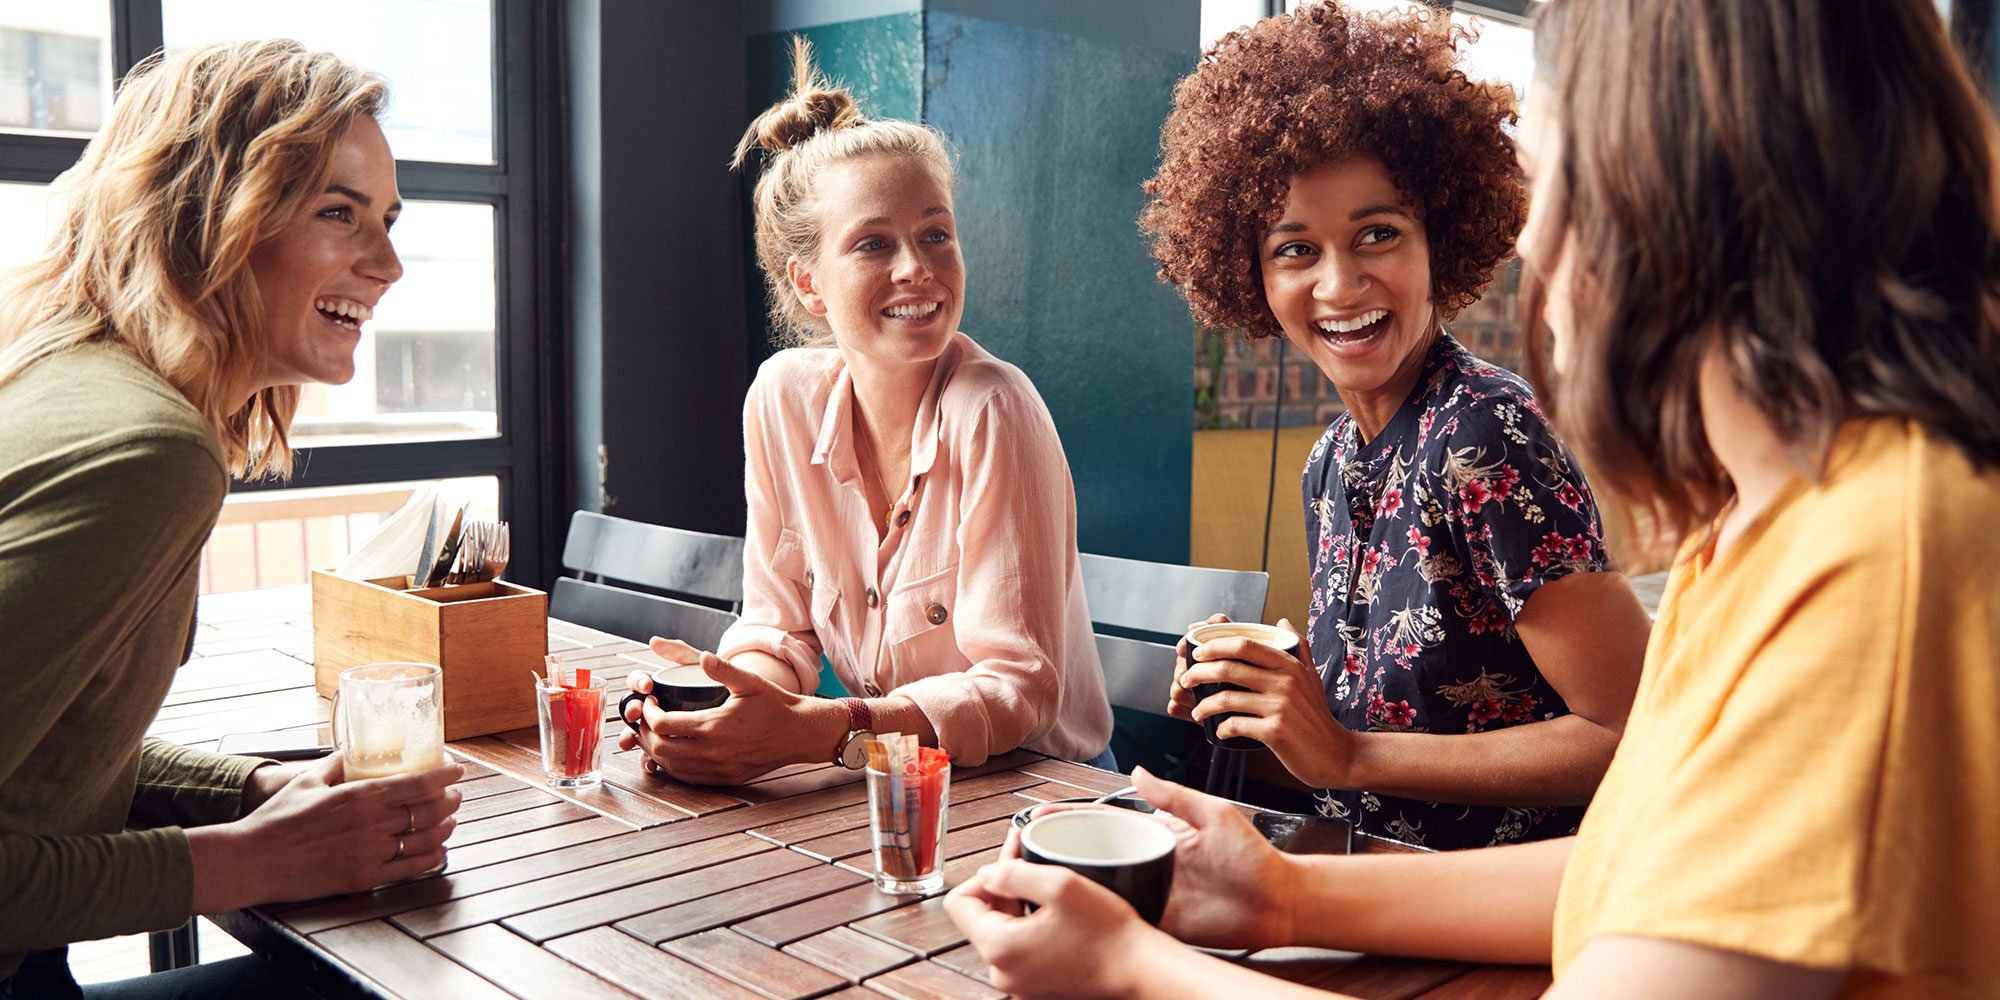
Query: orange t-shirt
xmin=1552 ymin=419 xmax=2000 ymax=997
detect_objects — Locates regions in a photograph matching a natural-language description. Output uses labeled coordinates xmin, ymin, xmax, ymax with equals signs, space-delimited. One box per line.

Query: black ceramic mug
xmin=619 ymin=664 xmax=730 ymax=734
xmin=1183 ymin=621 xmax=1301 ymax=750
xmin=1019 ymin=809 xmax=1177 ymax=925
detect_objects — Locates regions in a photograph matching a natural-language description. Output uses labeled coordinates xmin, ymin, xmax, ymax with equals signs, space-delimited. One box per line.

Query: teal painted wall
xmin=745 ymin=14 xmax=924 ymax=378
xmin=746 ymin=13 xmax=923 ymax=121
xmin=924 ymin=11 xmax=1194 ymax=563
xmin=744 ymin=7 xmax=1194 ymax=565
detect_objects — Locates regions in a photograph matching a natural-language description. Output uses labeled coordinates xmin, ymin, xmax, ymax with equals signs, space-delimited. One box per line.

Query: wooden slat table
xmin=165 ymin=586 xmax=1551 ymax=999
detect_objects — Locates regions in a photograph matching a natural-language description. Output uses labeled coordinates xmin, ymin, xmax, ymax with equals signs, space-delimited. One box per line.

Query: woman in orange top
xmin=946 ymin=1 xmax=2000 ymax=996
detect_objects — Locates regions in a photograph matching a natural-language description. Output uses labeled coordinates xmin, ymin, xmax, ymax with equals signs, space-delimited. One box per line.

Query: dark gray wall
xmin=566 ymin=0 xmax=751 ymax=539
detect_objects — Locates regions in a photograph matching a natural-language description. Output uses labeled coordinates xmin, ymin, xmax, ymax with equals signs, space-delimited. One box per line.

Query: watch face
xmin=839 ymin=733 xmax=872 ymax=769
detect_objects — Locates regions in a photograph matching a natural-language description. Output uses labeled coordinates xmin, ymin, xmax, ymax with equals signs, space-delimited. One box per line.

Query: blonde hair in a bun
xmin=734 ymin=36 xmax=953 ymax=346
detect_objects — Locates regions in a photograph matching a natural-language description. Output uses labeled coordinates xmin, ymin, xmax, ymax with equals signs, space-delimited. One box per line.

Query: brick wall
xmin=1195 ymin=260 xmax=1525 ymax=428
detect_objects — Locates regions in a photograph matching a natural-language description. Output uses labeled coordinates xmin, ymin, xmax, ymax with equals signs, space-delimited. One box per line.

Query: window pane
xmin=293 ymin=200 xmax=497 ymax=448
xmin=0 ymin=181 xmax=59 ymax=272
xmin=0 ymin=2 xmax=111 ymax=136
xmin=202 ymin=476 xmax=500 ymax=594
xmin=160 ymin=0 xmax=495 ymax=164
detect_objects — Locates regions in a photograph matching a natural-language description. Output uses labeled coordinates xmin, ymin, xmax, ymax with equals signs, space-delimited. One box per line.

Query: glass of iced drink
xmin=333 ymin=662 xmax=446 ymax=780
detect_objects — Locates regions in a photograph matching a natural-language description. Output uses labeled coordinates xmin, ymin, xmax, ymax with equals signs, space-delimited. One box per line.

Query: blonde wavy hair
xmin=0 ymin=39 xmax=388 ymax=479
xmin=731 ymin=37 xmax=954 ymax=347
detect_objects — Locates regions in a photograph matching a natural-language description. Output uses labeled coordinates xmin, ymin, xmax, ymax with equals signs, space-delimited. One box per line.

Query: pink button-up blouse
xmin=714 ymin=332 xmax=1112 ymax=765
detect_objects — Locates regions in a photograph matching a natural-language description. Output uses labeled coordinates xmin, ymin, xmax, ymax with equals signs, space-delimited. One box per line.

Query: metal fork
xmin=445 ymin=520 xmax=510 ymax=584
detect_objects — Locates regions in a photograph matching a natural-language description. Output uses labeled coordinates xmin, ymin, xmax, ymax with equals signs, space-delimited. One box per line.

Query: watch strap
xmin=839 ymin=696 xmax=873 ymax=734
xmin=833 ymin=697 xmax=875 ymax=768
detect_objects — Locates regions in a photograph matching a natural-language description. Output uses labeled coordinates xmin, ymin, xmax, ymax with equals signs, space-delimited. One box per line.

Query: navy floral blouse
xmin=1303 ymin=334 xmax=1608 ymax=851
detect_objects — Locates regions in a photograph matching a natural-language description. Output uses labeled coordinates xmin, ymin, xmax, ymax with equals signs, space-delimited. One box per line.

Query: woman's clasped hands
xmin=944 ymin=767 xmax=1299 ymax=998
xmin=619 ymin=637 xmax=834 ymax=785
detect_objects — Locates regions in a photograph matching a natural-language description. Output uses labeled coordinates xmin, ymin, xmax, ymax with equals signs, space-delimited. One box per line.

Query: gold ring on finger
xmin=403 ymin=804 xmax=416 ymax=835
xmin=391 ymin=835 xmax=406 ymax=862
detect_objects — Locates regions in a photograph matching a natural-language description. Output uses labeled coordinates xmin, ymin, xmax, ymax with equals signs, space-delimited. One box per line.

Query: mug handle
xmin=617 ymin=689 xmax=648 ymax=735
xmin=329 ymin=689 xmax=344 ymax=757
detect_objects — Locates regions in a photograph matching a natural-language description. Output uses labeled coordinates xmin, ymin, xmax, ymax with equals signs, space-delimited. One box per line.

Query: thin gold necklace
xmin=859 ymin=429 xmax=906 ymax=532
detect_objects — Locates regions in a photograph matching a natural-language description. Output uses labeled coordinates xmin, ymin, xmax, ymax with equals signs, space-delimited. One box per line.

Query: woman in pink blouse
xmin=618 ymin=41 xmax=1112 ymax=785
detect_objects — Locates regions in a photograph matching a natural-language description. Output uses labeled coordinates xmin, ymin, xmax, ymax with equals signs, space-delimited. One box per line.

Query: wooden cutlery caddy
xmin=310 ymin=569 xmax=548 ymax=739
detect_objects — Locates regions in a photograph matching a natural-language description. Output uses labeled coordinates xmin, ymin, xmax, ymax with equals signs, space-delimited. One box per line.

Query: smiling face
xmin=1260 ymin=157 xmax=1437 ymax=428
xmin=787 ymin=154 xmax=964 ymax=371
xmin=246 ymin=115 xmax=403 ymax=393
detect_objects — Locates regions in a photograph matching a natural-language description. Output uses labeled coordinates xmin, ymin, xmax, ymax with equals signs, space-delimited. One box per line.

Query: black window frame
xmin=0 ymin=0 xmax=567 ymax=586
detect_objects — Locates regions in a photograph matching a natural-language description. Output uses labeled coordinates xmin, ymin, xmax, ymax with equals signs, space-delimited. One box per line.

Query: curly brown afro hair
xmin=1141 ymin=2 xmax=1526 ymax=339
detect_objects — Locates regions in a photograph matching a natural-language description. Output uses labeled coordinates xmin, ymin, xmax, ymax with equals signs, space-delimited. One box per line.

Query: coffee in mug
xmin=1019 ymin=809 xmax=1177 ymax=925
xmin=619 ymin=663 xmax=731 ymax=734
xmin=1183 ymin=621 xmax=1301 ymax=750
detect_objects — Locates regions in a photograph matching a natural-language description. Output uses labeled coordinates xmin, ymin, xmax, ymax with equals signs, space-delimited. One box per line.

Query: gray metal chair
xmin=1079 ymin=552 xmax=1269 ymax=790
xmin=1079 ymin=551 xmax=1270 ymax=715
xmin=559 ymin=510 xmax=744 ymax=609
xmin=550 ymin=511 xmax=745 ymax=646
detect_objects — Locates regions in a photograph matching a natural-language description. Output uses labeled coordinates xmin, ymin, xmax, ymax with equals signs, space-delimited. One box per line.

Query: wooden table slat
xmin=614 ymin=862 xmax=867 ymax=945
xmin=1013 ymin=756 xmax=1129 ymax=795
xmin=547 ymin=620 xmax=643 ymax=649
xmin=544 ymin=926 xmax=767 ymax=1000
xmin=734 ymin=849 xmax=998 ymax=948
xmin=781 ymin=925 xmax=920 ymax=983
xmin=848 ymin=898 xmax=966 ymax=957
xmin=1408 ymin=964 xmax=1552 ymax=999
xmin=863 ymin=959 xmax=1007 ymax=1000
xmin=444 ymin=815 xmax=633 ymax=873
xmin=283 ymin=786 xmax=862 ymax=935
xmin=447 ymin=800 xmax=601 ymax=849
xmin=391 ymin=832 xmax=775 ymax=939
xmin=450 ymin=736 xmax=707 ymax=828
xmin=661 ymin=927 xmax=851 ymax=1000
xmin=925 ymin=944 xmax=991 ymax=986
xmin=150 ymin=684 xmax=318 ymax=722
xmin=427 ymin=923 xmax=646 ymax=999
xmin=282 ymin=827 xmax=669 ymax=935
xmin=503 ymin=844 xmax=819 ymax=943
xmin=451 ymin=773 xmax=532 ymax=802
xmin=452 ymin=785 xmax=563 ymax=824
xmin=308 ymin=920 xmax=514 ymax=1000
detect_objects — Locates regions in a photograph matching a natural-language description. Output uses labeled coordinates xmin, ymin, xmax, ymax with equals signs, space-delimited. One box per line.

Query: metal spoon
xmin=1092 ymin=784 xmax=1138 ymax=805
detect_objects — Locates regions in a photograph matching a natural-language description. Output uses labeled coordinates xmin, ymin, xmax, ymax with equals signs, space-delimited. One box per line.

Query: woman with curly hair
xmin=1151 ymin=1 xmax=1650 ymax=852
xmin=950 ymin=0 xmax=1999 ymax=995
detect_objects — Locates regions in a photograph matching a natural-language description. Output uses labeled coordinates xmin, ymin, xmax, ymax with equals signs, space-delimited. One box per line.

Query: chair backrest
xmin=1078 ymin=553 xmax=1270 ymax=715
xmin=1079 ymin=552 xmax=1269 ymax=634
xmin=550 ymin=577 xmax=740 ymax=650
xmin=559 ymin=510 xmax=745 ymax=609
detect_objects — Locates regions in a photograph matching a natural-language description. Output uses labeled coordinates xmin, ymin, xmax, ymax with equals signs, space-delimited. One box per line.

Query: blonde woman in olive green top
xmin=0 ymin=41 xmax=461 ymax=997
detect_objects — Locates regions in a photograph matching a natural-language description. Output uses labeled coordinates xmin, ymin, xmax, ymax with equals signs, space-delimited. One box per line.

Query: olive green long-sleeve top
xmin=0 ymin=343 xmax=262 ymax=982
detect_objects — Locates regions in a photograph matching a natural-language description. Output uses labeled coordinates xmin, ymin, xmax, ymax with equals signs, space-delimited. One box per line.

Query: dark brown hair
xmin=1526 ymin=0 xmax=2000 ymax=538
xmin=1141 ymin=2 xmax=1524 ymax=339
